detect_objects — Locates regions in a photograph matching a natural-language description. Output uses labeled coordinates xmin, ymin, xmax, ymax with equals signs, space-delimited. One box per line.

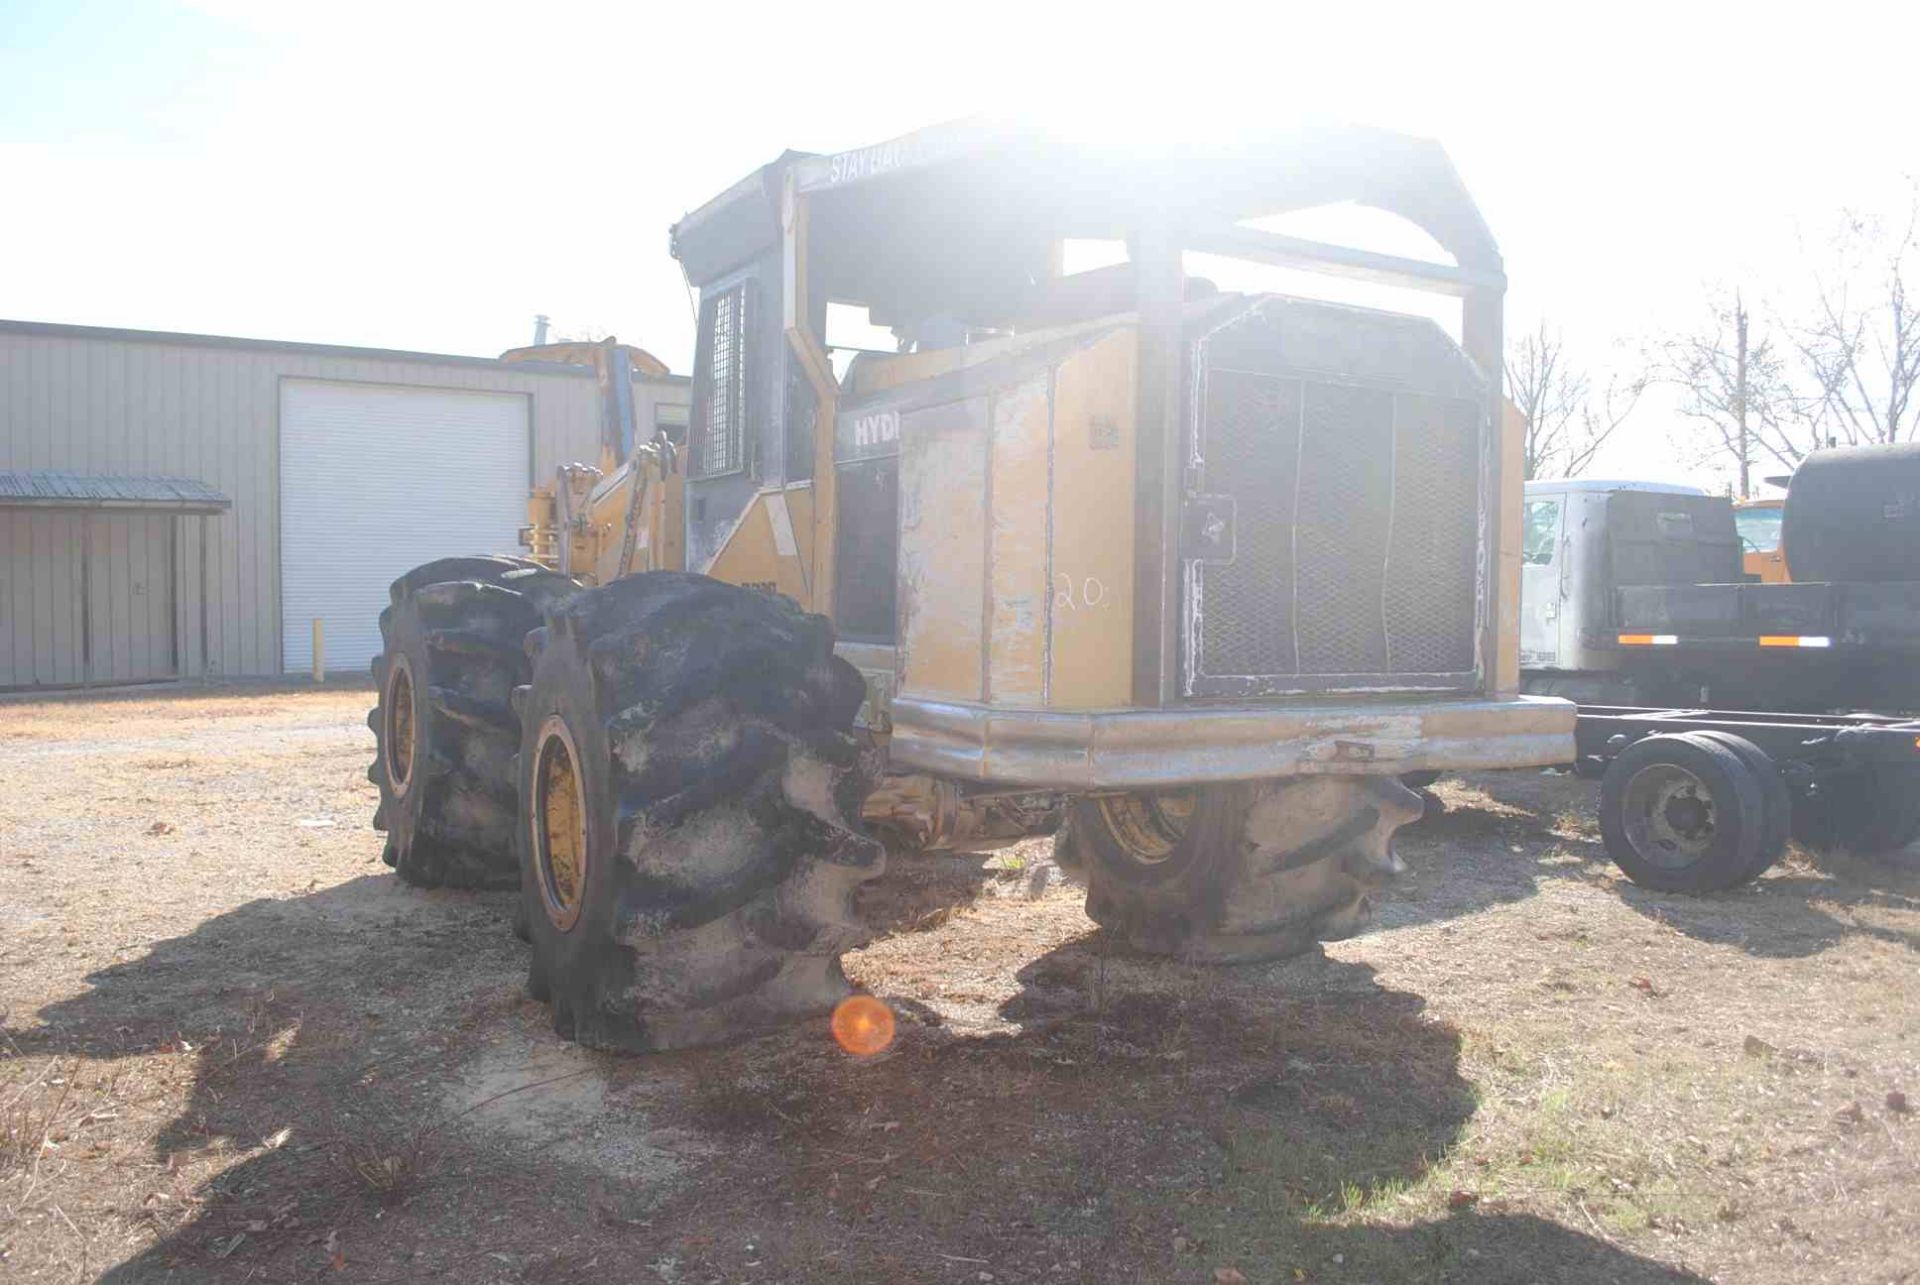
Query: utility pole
xmin=1733 ymin=295 xmax=1751 ymax=499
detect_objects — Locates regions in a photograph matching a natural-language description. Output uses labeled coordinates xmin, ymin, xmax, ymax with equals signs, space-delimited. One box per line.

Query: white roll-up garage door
xmin=280 ymin=379 xmax=529 ymax=673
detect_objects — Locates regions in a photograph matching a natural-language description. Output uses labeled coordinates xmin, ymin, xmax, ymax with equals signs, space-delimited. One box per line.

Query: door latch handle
xmin=1181 ymin=495 xmax=1236 ymax=565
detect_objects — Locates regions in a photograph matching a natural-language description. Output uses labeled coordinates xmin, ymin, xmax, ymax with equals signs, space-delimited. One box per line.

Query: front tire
xmin=1061 ymin=776 xmax=1422 ymax=963
xmin=516 ymin=573 xmax=885 ymax=1052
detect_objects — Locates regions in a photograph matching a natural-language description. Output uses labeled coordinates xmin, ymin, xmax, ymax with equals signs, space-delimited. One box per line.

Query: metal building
xmin=0 ymin=319 xmax=688 ymax=690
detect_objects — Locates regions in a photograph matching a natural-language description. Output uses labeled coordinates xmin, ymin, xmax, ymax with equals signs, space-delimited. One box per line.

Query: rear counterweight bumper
xmin=886 ymin=694 xmax=1574 ymax=790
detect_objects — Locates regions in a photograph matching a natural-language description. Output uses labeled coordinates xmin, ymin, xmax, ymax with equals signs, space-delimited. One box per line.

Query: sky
xmin=3 ymin=0 xmax=1916 ymax=490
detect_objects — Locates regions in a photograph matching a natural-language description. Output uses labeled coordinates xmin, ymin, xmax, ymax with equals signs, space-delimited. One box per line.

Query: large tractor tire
xmin=515 ymin=572 xmax=885 ymax=1052
xmin=369 ymin=556 xmax=579 ymax=889
xmin=1058 ymin=776 xmax=1423 ymax=963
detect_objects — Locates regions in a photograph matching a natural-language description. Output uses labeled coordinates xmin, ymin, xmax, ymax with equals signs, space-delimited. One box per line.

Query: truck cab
xmin=1519 ymin=479 xmax=1717 ymax=686
xmin=1521 ymin=469 xmax=1920 ymax=713
xmin=1734 ymin=496 xmax=1788 ymax=583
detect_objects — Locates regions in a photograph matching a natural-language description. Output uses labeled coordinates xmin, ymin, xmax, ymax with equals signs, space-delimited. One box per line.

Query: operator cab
xmin=669 ymin=118 xmax=1512 ymax=706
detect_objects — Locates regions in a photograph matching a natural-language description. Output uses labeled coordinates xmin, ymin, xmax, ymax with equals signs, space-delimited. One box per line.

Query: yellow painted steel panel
xmin=987 ymin=377 xmax=1051 ymax=706
xmin=1046 ymin=330 xmax=1137 ymax=709
xmin=704 ymin=486 xmax=814 ymax=602
xmin=844 ymin=313 xmax=1128 ymax=397
xmin=898 ymin=398 xmax=989 ymax=703
xmin=783 ymin=484 xmax=814 ymax=578
xmin=843 ymin=344 xmax=967 ymax=395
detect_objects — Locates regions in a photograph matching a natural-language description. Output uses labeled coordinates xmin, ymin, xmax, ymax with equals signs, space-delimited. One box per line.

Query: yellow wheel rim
xmin=533 ymin=716 xmax=589 ymax=931
xmin=1095 ymin=789 xmax=1197 ymax=864
xmin=384 ymin=656 xmax=416 ymax=798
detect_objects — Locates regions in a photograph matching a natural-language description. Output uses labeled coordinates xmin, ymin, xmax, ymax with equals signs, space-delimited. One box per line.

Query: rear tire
xmin=1061 ymin=776 xmax=1422 ymax=963
xmin=1599 ymin=734 xmax=1764 ymax=892
xmin=516 ymin=573 xmax=885 ymax=1052
xmin=369 ymin=556 xmax=578 ymax=889
xmin=1684 ymin=731 xmax=1789 ymax=877
xmin=1790 ymin=766 xmax=1920 ymax=857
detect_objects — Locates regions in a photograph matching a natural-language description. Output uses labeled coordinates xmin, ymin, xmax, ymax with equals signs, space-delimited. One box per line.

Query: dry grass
xmin=1 ymin=688 xmax=1916 ymax=1283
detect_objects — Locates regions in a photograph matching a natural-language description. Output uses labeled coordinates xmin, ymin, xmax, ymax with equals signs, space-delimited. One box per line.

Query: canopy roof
xmin=0 ymin=470 xmax=232 ymax=514
xmin=671 ymin=118 xmax=1502 ymax=334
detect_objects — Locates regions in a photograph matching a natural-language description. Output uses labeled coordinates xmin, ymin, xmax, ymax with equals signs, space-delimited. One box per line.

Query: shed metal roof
xmin=0 ymin=319 xmax=688 ymax=384
xmin=0 ymin=470 xmax=233 ymax=513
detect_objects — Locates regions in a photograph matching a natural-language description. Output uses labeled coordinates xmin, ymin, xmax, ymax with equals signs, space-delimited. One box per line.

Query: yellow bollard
xmin=312 ymin=618 xmax=325 ymax=684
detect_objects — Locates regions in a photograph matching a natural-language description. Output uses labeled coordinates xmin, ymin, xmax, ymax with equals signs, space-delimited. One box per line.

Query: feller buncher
xmin=367 ymin=120 xmax=1576 ymax=1052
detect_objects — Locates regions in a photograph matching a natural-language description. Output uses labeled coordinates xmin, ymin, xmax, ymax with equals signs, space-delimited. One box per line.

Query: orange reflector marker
xmin=1617 ymin=634 xmax=1678 ymax=646
xmin=1758 ymin=635 xmax=1831 ymax=648
xmin=831 ymin=995 xmax=896 ymax=1057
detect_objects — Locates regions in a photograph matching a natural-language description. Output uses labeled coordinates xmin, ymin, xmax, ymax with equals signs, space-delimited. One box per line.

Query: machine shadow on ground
xmin=12 ymin=866 xmax=1702 ymax=1284
xmin=1397 ymin=770 xmax=1920 ymax=960
xmin=1387 ymin=770 xmax=1605 ymax=924
xmin=1611 ymin=862 xmax=1920 ymax=959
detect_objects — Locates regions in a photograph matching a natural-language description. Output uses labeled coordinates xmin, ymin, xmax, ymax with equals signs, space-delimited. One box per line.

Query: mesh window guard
xmin=695 ymin=286 xmax=747 ymax=477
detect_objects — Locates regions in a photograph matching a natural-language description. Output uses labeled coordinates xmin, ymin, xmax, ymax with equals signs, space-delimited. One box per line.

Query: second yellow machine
xmin=367 ymin=120 xmax=1574 ymax=1051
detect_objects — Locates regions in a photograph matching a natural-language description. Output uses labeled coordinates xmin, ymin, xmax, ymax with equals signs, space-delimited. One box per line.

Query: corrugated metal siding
xmin=89 ymin=511 xmax=176 ymax=682
xmin=2 ymin=510 xmax=83 ymax=686
xmin=0 ymin=329 xmax=604 ymax=685
xmin=0 ymin=509 xmax=176 ymax=685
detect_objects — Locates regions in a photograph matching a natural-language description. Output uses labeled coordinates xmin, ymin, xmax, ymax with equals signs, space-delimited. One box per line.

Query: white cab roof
xmin=1523 ymin=478 xmax=1709 ymax=496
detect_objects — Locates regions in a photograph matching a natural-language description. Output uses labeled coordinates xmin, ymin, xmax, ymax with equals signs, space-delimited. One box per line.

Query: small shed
xmin=0 ymin=470 xmax=230 ymax=687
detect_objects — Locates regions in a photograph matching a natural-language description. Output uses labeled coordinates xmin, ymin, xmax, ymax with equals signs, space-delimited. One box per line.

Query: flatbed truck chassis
xmin=1568 ymin=704 xmax=1920 ymax=891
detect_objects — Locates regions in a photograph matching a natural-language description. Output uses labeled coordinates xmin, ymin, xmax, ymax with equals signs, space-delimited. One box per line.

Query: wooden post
xmin=311 ymin=618 xmax=325 ymax=684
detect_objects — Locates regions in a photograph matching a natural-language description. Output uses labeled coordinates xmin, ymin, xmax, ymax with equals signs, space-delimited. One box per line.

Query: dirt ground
xmin=2 ymin=688 xmax=1916 ymax=1284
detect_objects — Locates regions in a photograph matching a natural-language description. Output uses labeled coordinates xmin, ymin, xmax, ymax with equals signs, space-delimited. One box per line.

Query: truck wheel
xmin=1790 ymin=768 xmax=1920 ymax=857
xmin=516 ymin=573 xmax=885 ymax=1052
xmin=369 ymin=556 xmax=578 ymax=889
xmin=1061 ymin=776 xmax=1422 ymax=963
xmin=1599 ymin=734 xmax=1765 ymax=892
xmin=1684 ymin=731 xmax=1789 ymax=877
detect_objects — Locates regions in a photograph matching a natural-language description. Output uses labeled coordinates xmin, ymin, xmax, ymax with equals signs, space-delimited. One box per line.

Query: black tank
xmin=1782 ymin=442 xmax=1920 ymax=583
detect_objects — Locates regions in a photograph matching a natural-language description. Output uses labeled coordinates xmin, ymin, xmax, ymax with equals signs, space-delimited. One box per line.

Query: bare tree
xmin=1653 ymin=292 xmax=1798 ymax=497
xmin=1660 ymin=200 xmax=1920 ymax=492
xmin=1506 ymin=321 xmax=1644 ymax=480
xmin=1788 ymin=200 xmax=1920 ymax=449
